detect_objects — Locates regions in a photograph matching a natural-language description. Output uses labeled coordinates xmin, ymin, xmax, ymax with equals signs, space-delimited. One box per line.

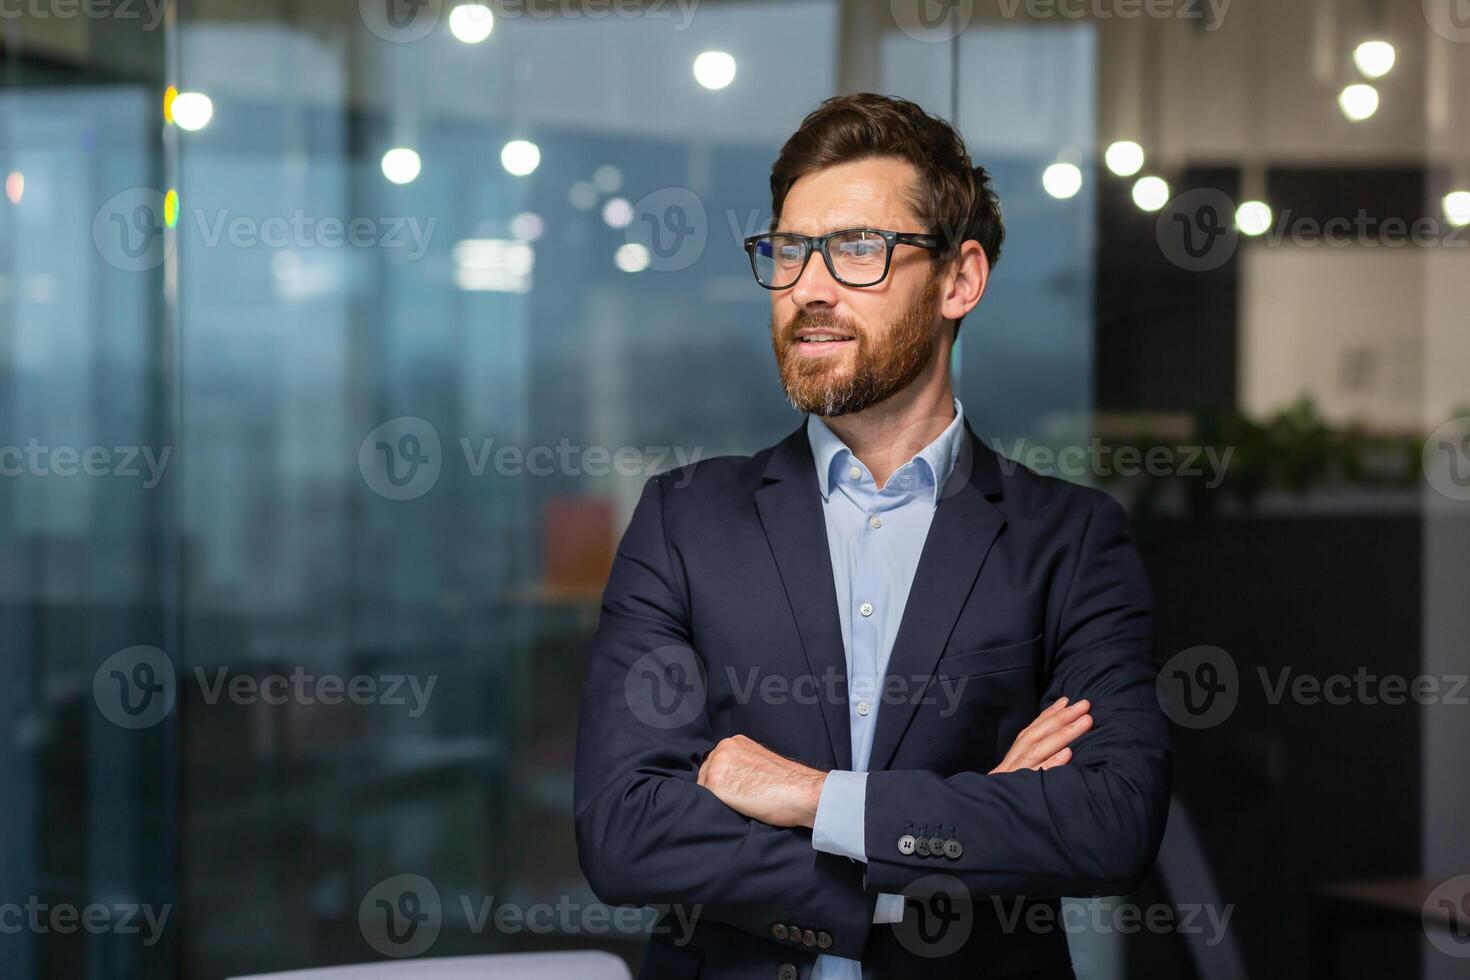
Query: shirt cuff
xmin=811 ymin=770 xmax=868 ymax=863
xmin=873 ymin=893 xmax=906 ymax=924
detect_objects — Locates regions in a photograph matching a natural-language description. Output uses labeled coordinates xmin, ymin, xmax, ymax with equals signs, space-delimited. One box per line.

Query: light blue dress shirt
xmin=805 ymin=398 xmax=967 ymax=980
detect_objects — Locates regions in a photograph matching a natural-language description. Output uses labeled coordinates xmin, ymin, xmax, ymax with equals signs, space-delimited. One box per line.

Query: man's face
xmin=768 ymin=156 xmax=945 ymax=417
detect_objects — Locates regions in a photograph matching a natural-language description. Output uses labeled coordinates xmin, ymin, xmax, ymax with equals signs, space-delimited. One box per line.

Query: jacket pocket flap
xmin=934 ymin=633 xmax=1042 ymax=678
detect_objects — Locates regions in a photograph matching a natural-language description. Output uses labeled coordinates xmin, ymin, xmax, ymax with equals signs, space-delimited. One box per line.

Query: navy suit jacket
xmin=574 ymin=419 xmax=1172 ymax=980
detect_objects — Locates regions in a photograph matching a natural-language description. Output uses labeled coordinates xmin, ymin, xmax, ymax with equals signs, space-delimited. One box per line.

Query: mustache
xmin=779 ymin=312 xmax=863 ymax=344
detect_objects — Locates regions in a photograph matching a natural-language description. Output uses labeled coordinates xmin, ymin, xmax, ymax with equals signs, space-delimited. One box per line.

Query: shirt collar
xmin=806 ymin=397 xmax=967 ymax=505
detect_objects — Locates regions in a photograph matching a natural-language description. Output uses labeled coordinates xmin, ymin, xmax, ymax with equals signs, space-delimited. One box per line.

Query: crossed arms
xmin=573 ymin=473 xmax=1172 ymax=959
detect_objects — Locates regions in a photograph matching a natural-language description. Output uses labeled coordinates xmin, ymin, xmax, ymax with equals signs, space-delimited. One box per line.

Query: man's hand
xmin=698 ymin=734 xmax=827 ymax=828
xmin=990 ymin=696 xmax=1092 ymax=773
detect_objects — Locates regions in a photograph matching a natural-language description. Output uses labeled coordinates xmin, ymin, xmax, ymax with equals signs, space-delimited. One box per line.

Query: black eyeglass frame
xmin=741 ymin=227 xmax=945 ymax=290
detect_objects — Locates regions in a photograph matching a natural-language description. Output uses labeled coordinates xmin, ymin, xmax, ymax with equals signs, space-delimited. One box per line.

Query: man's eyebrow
xmin=769 ymin=223 xmax=882 ymax=236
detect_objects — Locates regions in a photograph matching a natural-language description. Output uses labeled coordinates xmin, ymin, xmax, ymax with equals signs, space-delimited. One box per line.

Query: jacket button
xmin=928 ymin=836 xmax=945 ymax=856
xmin=816 ymin=930 xmax=833 ymax=949
xmin=778 ymin=964 xmax=798 ymax=980
xmin=771 ymin=923 xmax=788 ymax=941
xmin=801 ymin=928 xmax=816 ymax=946
xmin=897 ymin=834 xmax=916 ymax=855
xmin=915 ymin=836 xmax=931 ymax=856
xmin=943 ymin=838 xmax=963 ymax=859
xmin=786 ymin=923 xmax=802 ymax=943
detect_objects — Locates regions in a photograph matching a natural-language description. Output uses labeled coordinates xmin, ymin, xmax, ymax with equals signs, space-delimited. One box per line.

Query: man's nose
xmin=789 ymin=247 xmax=841 ymax=309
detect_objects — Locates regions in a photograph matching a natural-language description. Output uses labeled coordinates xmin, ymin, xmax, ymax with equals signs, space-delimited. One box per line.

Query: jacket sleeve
xmin=573 ymin=472 xmax=877 ymax=958
xmin=861 ymin=492 xmax=1172 ymax=898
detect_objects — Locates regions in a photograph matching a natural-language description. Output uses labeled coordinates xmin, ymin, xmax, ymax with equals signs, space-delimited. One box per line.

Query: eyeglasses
xmin=742 ymin=227 xmax=944 ymax=290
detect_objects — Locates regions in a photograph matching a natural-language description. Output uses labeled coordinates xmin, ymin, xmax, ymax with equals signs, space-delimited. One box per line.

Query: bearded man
xmin=574 ymin=92 xmax=1172 ymax=980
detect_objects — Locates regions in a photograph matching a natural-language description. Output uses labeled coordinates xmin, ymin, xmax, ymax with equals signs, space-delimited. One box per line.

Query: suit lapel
xmin=754 ymin=425 xmax=852 ymax=771
xmin=868 ymin=426 xmax=1007 ymax=772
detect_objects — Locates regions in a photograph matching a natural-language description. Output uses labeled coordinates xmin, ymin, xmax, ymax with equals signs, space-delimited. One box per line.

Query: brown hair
xmin=768 ymin=93 xmax=1004 ymax=334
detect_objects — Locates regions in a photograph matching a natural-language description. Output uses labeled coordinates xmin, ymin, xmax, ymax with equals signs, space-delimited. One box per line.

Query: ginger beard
xmin=771 ymin=271 xmax=943 ymax=417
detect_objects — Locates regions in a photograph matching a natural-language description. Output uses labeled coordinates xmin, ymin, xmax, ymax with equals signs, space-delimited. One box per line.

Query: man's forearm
xmin=860 ymin=756 xmax=1170 ymax=898
xmin=575 ymin=767 xmax=877 ymax=957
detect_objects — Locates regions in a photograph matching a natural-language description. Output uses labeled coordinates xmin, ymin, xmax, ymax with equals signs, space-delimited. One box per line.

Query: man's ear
xmin=938 ymin=240 xmax=990 ymax=324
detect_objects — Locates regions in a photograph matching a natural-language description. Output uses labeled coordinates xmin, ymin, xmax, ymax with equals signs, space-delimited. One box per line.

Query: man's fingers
xmin=1007 ymin=708 xmax=1092 ymax=768
xmin=1024 ymin=711 xmax=1093 ymax=764
xmin=1038 ymin=746 xmax=1072 ymax=770
xmin=1033 ymin=696 xmax=1071 ymax=723
xmin=1016 ymin=699 xmax=1090 ymax=747
xmin=1030 ymin=698 xmax=1089 ymax=730
xmin=990 ymin=709 xmax=1093 ymax=774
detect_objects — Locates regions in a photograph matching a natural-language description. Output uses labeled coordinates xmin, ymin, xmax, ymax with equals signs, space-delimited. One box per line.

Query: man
xmin=574 ymin=93 xmax=1171 ymax=979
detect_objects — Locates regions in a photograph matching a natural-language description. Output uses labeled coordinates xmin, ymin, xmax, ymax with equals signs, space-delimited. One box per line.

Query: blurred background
xmin=2 ymin=0 xmax=1469 ymax=976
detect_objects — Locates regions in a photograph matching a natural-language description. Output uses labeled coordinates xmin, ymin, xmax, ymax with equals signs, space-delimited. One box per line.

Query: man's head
xmin=760 ymin=93 xmax=1004 ymax=417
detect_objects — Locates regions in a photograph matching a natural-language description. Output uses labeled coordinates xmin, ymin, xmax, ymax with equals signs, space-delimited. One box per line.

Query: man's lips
xmin=791 ymin=327 xmax=856 ymax=358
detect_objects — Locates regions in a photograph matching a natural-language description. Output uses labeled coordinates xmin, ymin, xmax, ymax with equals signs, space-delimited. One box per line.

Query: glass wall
xmin=1 ymin=15 xmax=176 ymax=977
xmin=169 ymin=2 xmax=846 ymax=974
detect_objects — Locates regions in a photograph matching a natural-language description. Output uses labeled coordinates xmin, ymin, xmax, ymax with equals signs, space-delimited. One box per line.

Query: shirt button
xmin=848 ymin=465 xmax=862 ymax=480
xmin=856 ymin=701 xmax=870 ymax=716
xmin=868 ymin=514 xmax=882 ymax=529
xmin=859 ymin=602 xmax=874 ymax=617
